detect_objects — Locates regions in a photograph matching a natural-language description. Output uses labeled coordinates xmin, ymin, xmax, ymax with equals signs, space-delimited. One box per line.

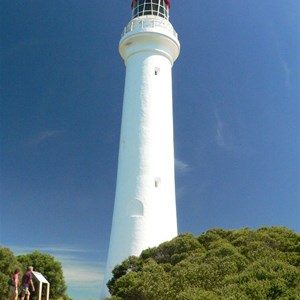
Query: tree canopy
xmin=0 ymin=249 xmax=71 ymax=300
xmin=0 ymin=246 xmax=22 ymax=300
xmin=105 ymin=227 xmax=300 ymax=300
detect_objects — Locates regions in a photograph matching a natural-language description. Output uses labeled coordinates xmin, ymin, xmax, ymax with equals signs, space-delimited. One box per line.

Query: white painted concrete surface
xmin=101 ymin=15 xmax=180 ymax=299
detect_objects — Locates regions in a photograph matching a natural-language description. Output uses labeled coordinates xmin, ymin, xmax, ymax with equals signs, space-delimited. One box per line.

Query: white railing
xmin=121 ymin=18 xmax=178 ymax=39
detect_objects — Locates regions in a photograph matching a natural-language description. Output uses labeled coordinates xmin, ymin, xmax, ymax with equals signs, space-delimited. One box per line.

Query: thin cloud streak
xmin=270 ymin=26 xmax=293 ymax=92
xmin=175 ymin=158 xmax=190 ymax=203
xmin=175 ymin=158 xmax=189 ymax=171
xmin=213 ymin=106 xmax=239 ymax=152
xmin=282 ymin=60 xmax=292 ymax=91
xmin=8 ymin=245 xmax=92 ymax=255
xmin=57 ymin=254 xmax=104 ymax=288
xmin=7 ymin=244 xmax=105 ymax=289
xmin=27 ymin=130 xmax=64 ymax=146
xmin=214 ymin=108 xmax=231 ymax=151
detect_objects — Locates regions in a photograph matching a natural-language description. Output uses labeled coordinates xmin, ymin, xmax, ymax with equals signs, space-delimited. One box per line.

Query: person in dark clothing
xmin=21 ymin=266 xmax=35 ymax=300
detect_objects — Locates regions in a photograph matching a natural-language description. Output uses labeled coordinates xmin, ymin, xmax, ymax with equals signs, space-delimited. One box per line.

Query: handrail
xmin=121 ymin=18 xmax=178 ymax=39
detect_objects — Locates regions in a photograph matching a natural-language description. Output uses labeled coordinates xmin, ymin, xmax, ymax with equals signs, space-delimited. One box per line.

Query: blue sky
xmin=1 ymin=1 xmax=299 ymax=299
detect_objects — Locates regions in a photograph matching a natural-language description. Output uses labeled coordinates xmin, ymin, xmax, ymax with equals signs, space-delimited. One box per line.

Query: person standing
xmin=21 ymin=266 xmax=35 ymax=300
xmin=9 ymin=268 xmax=20 ymax=300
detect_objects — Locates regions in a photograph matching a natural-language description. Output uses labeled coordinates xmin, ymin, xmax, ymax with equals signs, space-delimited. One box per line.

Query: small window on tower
xmin=155 ymin=177 xmax=161 ymax=188
xmin=154 ymin=67 xmax=160 ymax=75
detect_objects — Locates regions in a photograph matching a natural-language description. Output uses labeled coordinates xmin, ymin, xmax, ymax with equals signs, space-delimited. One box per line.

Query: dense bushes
xmin=0 ymin=249 xmax=71 ymax=300
xmin=106 ymin=227 xmax=300 ymax=300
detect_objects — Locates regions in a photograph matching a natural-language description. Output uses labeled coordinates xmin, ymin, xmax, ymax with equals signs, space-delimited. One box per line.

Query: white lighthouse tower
xmin=101 ymin=0 xmax=180 ymax=297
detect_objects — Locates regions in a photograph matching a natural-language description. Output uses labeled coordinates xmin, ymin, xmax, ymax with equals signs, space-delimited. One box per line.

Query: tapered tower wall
xmin=101 ymin=6 xmax=180 ymax=298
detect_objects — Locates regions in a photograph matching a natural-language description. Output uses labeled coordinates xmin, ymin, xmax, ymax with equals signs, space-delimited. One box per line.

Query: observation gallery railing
xmin=121 ymin=18 xmax=178 ymax=39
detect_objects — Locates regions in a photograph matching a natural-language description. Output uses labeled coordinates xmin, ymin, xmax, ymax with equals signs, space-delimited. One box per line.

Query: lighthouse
xmin=101 ymin=0 xmax=180 ymax=297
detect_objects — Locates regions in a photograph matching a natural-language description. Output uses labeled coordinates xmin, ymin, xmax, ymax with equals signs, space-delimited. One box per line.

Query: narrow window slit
xmin=155 ymin=177 xmax=161 ymax=188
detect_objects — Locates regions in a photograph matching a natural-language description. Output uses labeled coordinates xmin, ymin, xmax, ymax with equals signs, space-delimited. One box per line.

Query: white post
xmin=45 ymin=282 xmax=50 ymax=300
xmin=38 ymin=282 xmax=42 ymax=300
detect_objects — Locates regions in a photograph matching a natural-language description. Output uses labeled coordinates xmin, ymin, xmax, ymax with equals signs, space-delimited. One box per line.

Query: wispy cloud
xmin=59 ymin=255 xmax=104 ymax=288
xmin=10 ymin=245 xmax=90 ymax=255
xmin=7 ymin=245 xmax=105 ymax=292
xmin=270 ymin=27 xmax=292 ymax=92
xmin=175 ymin=158 xmax=190 ymax=202
xmin=214 ymin=108 xmax=235 ymax=151
xmin=175 ymin=158 xmax=189 ymax=171
xmin=215 ymin=110 xmax=225 ymax=148
xmin=56 ymin=255 xmax=103 ymax=292
xmin=27 ymin=130 xmax=64 ymax=146
xmin=281 ymin=59 xmax=292 ymax=91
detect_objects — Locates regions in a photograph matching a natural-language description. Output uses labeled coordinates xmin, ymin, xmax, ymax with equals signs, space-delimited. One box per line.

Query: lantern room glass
xmin=132 ymin=0 xmax=169 ymax=20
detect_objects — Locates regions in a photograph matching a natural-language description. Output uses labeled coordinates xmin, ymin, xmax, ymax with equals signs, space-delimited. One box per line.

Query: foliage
xmin=0 ymin=248 xmax=71 ymax=300
xmin=0 ymin=246 xmax=22 ymax=300
xmin=106 ymin=227 xmax=300 ymax=300
xmin=17 ymin=251 xmax=70 ymax=300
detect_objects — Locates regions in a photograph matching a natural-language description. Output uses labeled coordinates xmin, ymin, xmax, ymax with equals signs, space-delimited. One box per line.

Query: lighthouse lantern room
xmin=131 ymin=0 xmax=170 ymax=19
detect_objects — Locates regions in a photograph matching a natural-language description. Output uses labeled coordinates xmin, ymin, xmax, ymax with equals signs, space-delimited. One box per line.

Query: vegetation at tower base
xmin=105 ymin=227 xmax=300 ymax=300
xmin=0 ymin=246 xmax=22 ymax=300
xmin=0 ymin=248 xmax=72 ymax=300
xmin=18 ymin=251 xmax=71 ymax=300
